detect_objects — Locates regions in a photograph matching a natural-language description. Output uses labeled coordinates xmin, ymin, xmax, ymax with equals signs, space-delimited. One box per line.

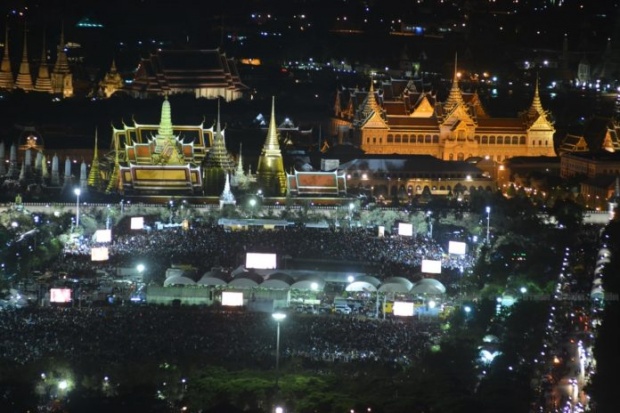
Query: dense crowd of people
xmin=55 ymin=225 xmax=474 ymax=283
xmin=0 ymin=306 xmax=442 ymax=370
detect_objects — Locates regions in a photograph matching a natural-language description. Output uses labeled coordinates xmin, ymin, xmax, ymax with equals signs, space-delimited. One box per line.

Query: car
xmin=334 ymin=304 xmax=352 ymax=315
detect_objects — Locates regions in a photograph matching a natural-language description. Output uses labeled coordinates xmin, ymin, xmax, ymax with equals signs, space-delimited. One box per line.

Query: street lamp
xmin=485 ymin=206 xmax=491 ymax=243
xmin=249 ymin=198 xmax=257 ymax=219
xmin=348 ymin=202 xmax=354 ymax=226
xmin=427 ymin=211 xmax=433 ymax=238
xmin=272 ymin=312 xmax=286 ymax=387
xmin=74 ymin=188 xmax=81 ymax=229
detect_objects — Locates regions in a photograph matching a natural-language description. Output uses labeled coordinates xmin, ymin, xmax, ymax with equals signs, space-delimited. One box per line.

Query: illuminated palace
xmin=99 ymin=97 xmax=221 ymax=194
xmin=332 ymin=71 xmax=556 ymax=162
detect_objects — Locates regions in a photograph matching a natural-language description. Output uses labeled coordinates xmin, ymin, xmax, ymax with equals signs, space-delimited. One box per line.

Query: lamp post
xmin=272 ymin=312 xmax=286 ymax=387
xmin=249 ymin=198 xmax=257 ymax=219
xmin=485 ymin=206 xmax=491 ymax=243
xmin=427 ymin=211 xmax=433 ymax=238
xmin=74 ymin=188 xmax=81 ymax=229
xmin=348 ymin=202 xmax=354 ymax=226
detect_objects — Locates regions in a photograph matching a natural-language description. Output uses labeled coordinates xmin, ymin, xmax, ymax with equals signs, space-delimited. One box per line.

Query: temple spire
xmin=202 ymin=98 xmax=235 ymax=195
xmin=15 ymin=25 xmax=34 ymax=91
xmin=51 ymin=23 xmax=73 ymax=96
xmin=528 ymin=74 xmax=545 ymax=117
xmin=34 ymin=30 xmax=52 ymax=93
xmin=0 ymin=25 xmax=14 ymax=90
xmin=88 ymin=129 xmax=102 ymax=188
xmin=158 ymin=94 xmax=174 ymax=138
xmin=256 ymin=96 xmax=287 ymax=196
xmin=444 ymin=53 xmax=465 ymax=111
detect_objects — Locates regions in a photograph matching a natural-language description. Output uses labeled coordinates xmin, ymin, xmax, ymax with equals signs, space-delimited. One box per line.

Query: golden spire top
xmin=88 ymin=129 xmax=101 ymax=188
xmin=158 ymin=94 xmax=174 ymax=138
xmin=529 ymin=74 xmax=544 ymax=115
xmin=264 ymin=96 xmax=281 ymax=151
xmin=0 ymin=24 xmax=14 ymax=89
xmin=444 ymin=53 xmax=465 ymax=111
xmin=15 ymin=25 xmax=34 ymax=91
xmin=359 ymin=78 xmax=381 ymax=120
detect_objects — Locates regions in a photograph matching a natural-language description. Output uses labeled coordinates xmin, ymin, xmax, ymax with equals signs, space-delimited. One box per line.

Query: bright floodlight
xmin=272 ymin=312 xmax=286 ymax=321
xmin=464 ymin=306 xmax=472 ymax=314
xmin=74 ymin=188 xmax=81 ymax=196
xmin=275 ymin=407 xmax=284 ymax=413
xmin=311 ymin=282 xmax=318 ymax=290
xmin=347 ymin=275 xmax=354 ymax=283
xmin=485 ymin=206 xmax=490 ymax=214
xmin=428 ymin=300 xmax=436 ymax=309
xmin=137 ymin=264 xmax=145 ymax=273
xmin=249 ymin=198 xmax=257 ymax=207
xmin=520 ymin=286 xmax=527 ymax=294
xmin=58 ymin=380 xmax=68 ymax=390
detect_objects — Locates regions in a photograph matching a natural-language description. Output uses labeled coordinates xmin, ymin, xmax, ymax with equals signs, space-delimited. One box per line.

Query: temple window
xmin=387 ymin=136 xmax=393 ymax=143
xmin=379 ymin=138 xmax=383 ymax=144
xmin=433 ymin=135 xmax=439 ymax=143
xmin=449 ymin=153 xmax=454 ymax=160
xmin=425 ymin=135 xmax=432 ymax=143
xmin=395 ymin=135 xmax=401 ymax=143
xmin=512 ymin=136 xmax=518 ymax=145
xmin=520 ymin=136 xmax=526 ymax=145
xmin=496 ymin=137 xmax=501 ymax=144
xmin=457 ymin=153 xmax=464 ymax=161
xmin=539 ymin=140 xmax=542 ymax=146
xmin=402 ymin=135 xmax=408 ymax=143
xmin=418 ymin=135 xmax=424 ymax=143
xmin=482 ymin=136 xmax=488 ymax=144
xmin=474 ymin=136 xmax=480 ymax=143
xmin=373 ymin=137 xmax=376 ymax=144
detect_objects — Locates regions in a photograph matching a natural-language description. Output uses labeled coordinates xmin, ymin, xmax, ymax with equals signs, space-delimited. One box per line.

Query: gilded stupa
xmin=202 ymin=99 xmax=236 ymax=195
xmin=256 ymin=97 xmax=287 ymax=196
xmin=0 ymin=26 xmax=15 ymax=90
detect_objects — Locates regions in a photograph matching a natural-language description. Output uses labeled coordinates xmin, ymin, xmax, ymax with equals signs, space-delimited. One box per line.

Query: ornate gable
xmin=410 ymin=95 xmax=434 ymax=118
xmin=361 ymin=111 xmax=389 ymax=129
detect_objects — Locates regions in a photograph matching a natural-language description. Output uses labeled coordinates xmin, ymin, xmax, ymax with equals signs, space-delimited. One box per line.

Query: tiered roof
xmin=128 ymin=49 xmax=247 ymax=99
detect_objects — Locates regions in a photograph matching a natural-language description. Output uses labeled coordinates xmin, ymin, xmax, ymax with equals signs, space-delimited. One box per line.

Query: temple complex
xmin=126 ymin=48 xmax=247 ymax=101
xmin=0 ymin=25 xmax=73 ymax=96
xmin=332 ymin=67 xmax=556 ymax=162
xmin=103 ymin=96 xmax=215 ymax=194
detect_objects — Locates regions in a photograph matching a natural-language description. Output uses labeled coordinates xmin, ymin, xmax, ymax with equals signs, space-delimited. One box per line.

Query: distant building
xmin=98 ymin=59 xmax=124 ymax=98
xmin=332 ymin=69 xmax=556 ymax=162
xmin=337 ymin=155 xmax=496 ymax=200
xmin=558 ymin=116 xmax=620 ymax=155
xmin=560 ymin=151 xmax=620 ymax=179
xmin=126 ymin=48 xmax=247 ymax=101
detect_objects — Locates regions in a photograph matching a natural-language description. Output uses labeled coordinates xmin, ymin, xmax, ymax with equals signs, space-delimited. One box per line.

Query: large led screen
xmin=94 ymin=229 xmax=112 ymax=243
xmin=246 ymin=253 xmax=277 ymax=269
xmin=130 ymin=217 xmax=144 ymax=230
xmin=91 ymin=247 xmax=109 ymax=261
xmin=398 ymin=223 xmax=413 ymax=237
xmin=222 ymin=291 xmax=244 ymax=306
xmin=50 ymin=288 xmax=72 ymax=303
xmin=393 ymin=301 xmax=415 ymax=316
xmin=421 ymin=259 xmax=442 ymax=274
xmin=448 ymin=241 xmax=467 ymax=255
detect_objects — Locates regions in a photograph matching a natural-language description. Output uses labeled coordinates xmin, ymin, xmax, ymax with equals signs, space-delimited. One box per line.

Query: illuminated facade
xmin=104 ymin=96 xmax=215 ymax=194
xmin=332 ymin=73 xmax=557 ymax=162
